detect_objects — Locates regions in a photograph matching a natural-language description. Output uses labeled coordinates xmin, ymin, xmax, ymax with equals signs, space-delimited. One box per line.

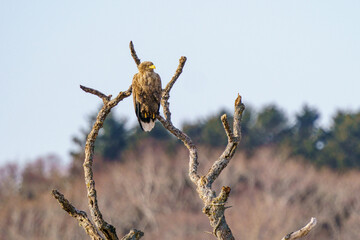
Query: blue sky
xmin=1 ymin=0 xmax=359 ymax=166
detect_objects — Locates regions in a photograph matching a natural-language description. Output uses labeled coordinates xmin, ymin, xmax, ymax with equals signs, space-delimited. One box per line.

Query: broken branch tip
xmin=235 ymin=94 xmax=242 ymax=106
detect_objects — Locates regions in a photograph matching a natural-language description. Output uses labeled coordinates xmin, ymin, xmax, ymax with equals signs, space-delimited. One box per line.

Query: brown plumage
xmin=132 ymin=61 xmax=162 ymax=131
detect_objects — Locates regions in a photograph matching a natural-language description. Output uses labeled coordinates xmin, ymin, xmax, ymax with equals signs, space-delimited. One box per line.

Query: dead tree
xmin=52 ymin=41 xmax=317 ymax=240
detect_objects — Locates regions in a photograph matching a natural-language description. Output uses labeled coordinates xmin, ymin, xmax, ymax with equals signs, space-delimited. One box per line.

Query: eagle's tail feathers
xmin=140 ymin=119 xmax=156 ymax=132
xmin=135 ymin=102 xmax=157 ymax=132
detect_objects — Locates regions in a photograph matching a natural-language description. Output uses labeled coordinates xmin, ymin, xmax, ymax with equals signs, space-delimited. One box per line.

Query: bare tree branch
xmin=158 ymin=57 xmax=240 ymax=239
xmin=221 ymin=114 xmax=234 ymax=142
xmin=281 ymin=218 xmax=317 ymax=240
xmin=161 ymin=56 xmax=187 ymax=123
xmin=83 ymin=86 xmax=132 ymax=240
xmin=233 ymin=94 xmax=243 ymax=138
xmin=206 ymin=95 xmax=245 ymax=187
xmin=80 ymin=85 xmax=112 ymax=103
xmin=129 ymin=41 xmax=141 ymax=66
xmin=55 ymin=45 xmax=141 ymax=240
xmin=157 ymin=115 xmax=200 ymax=183
xmin=121 ymin=229 xmax=144 ymax=240
xmin=52 ymin=189 xmax=104 ymax=240
xmin=56 ymin=84 xmax=143 ymax=240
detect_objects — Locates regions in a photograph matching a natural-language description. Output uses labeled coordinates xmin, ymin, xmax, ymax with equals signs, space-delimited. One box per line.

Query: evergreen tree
xmin=182 ymin=109 xmax=231 ymax=147
xmin=254 ymin=104 xmax=289 ymax=145
xmin=95 ymin=113 xmax=128 ymax=161
xmin=288 ymin=105 xmax=321 ymax=160
xmin=317 ymin=111 xmax=360 ymax=169
xmin=70 ymin=110 xmax=129 ymax=162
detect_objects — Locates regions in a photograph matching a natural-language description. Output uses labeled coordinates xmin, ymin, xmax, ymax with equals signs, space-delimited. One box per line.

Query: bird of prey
xmin=132 ymin=61 xmax=162 ymax=132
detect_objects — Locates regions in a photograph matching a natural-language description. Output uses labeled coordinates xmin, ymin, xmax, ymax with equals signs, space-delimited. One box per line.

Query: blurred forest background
xmin=1 ymin=103 xmax=360 ymax=239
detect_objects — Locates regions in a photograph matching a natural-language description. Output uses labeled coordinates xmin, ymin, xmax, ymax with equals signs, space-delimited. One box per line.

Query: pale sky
xmin=1 ymin=0 xmax=359 ymax=166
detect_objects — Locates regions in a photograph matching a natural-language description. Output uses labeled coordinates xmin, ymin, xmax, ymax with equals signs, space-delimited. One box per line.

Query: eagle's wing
xmin=132 ymin=73 xmax=145 ymax=130
xmin=132 ymin=69 xmax=162 ymax=132
xmin=151 ymin=73 xmax=162 ymax=114
xmin=132 ymin=73 xmax=140 ymax=114
xmin=133 ymin=72 xmax=160 ymax=131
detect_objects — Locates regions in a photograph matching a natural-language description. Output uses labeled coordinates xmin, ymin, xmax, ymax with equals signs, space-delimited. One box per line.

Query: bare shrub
xmin=3 ymin=145 xmax=360 ymax=239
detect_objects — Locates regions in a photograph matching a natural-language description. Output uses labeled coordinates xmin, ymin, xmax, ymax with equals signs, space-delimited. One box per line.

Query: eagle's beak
xmin=149 ymin=65 xmax=156 ymax=69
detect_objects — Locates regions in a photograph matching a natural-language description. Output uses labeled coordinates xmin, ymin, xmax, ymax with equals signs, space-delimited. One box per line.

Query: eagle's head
xmin=138 ymin=61 xmax=156 ymax=73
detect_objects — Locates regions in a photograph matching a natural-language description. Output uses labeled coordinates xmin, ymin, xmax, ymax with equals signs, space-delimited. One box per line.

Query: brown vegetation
xmin=1 ymin=145 xmax=359 ymax=239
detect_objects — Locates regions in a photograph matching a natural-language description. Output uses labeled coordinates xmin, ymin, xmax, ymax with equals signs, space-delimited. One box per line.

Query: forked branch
xmin=52 ymin=189 xmax=103 ymax=240
xmin=53 ymin=84 xmax=144 ymax=240
xmin=205 ymin=94 xmax=244 ymax=187
xmin=81 ymin=86 xmax=132 ymax=240
xmin=156 ymin=50 xmax=316 ymax=239
xmin=158 ymin=56 xmax=243 ymax=239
